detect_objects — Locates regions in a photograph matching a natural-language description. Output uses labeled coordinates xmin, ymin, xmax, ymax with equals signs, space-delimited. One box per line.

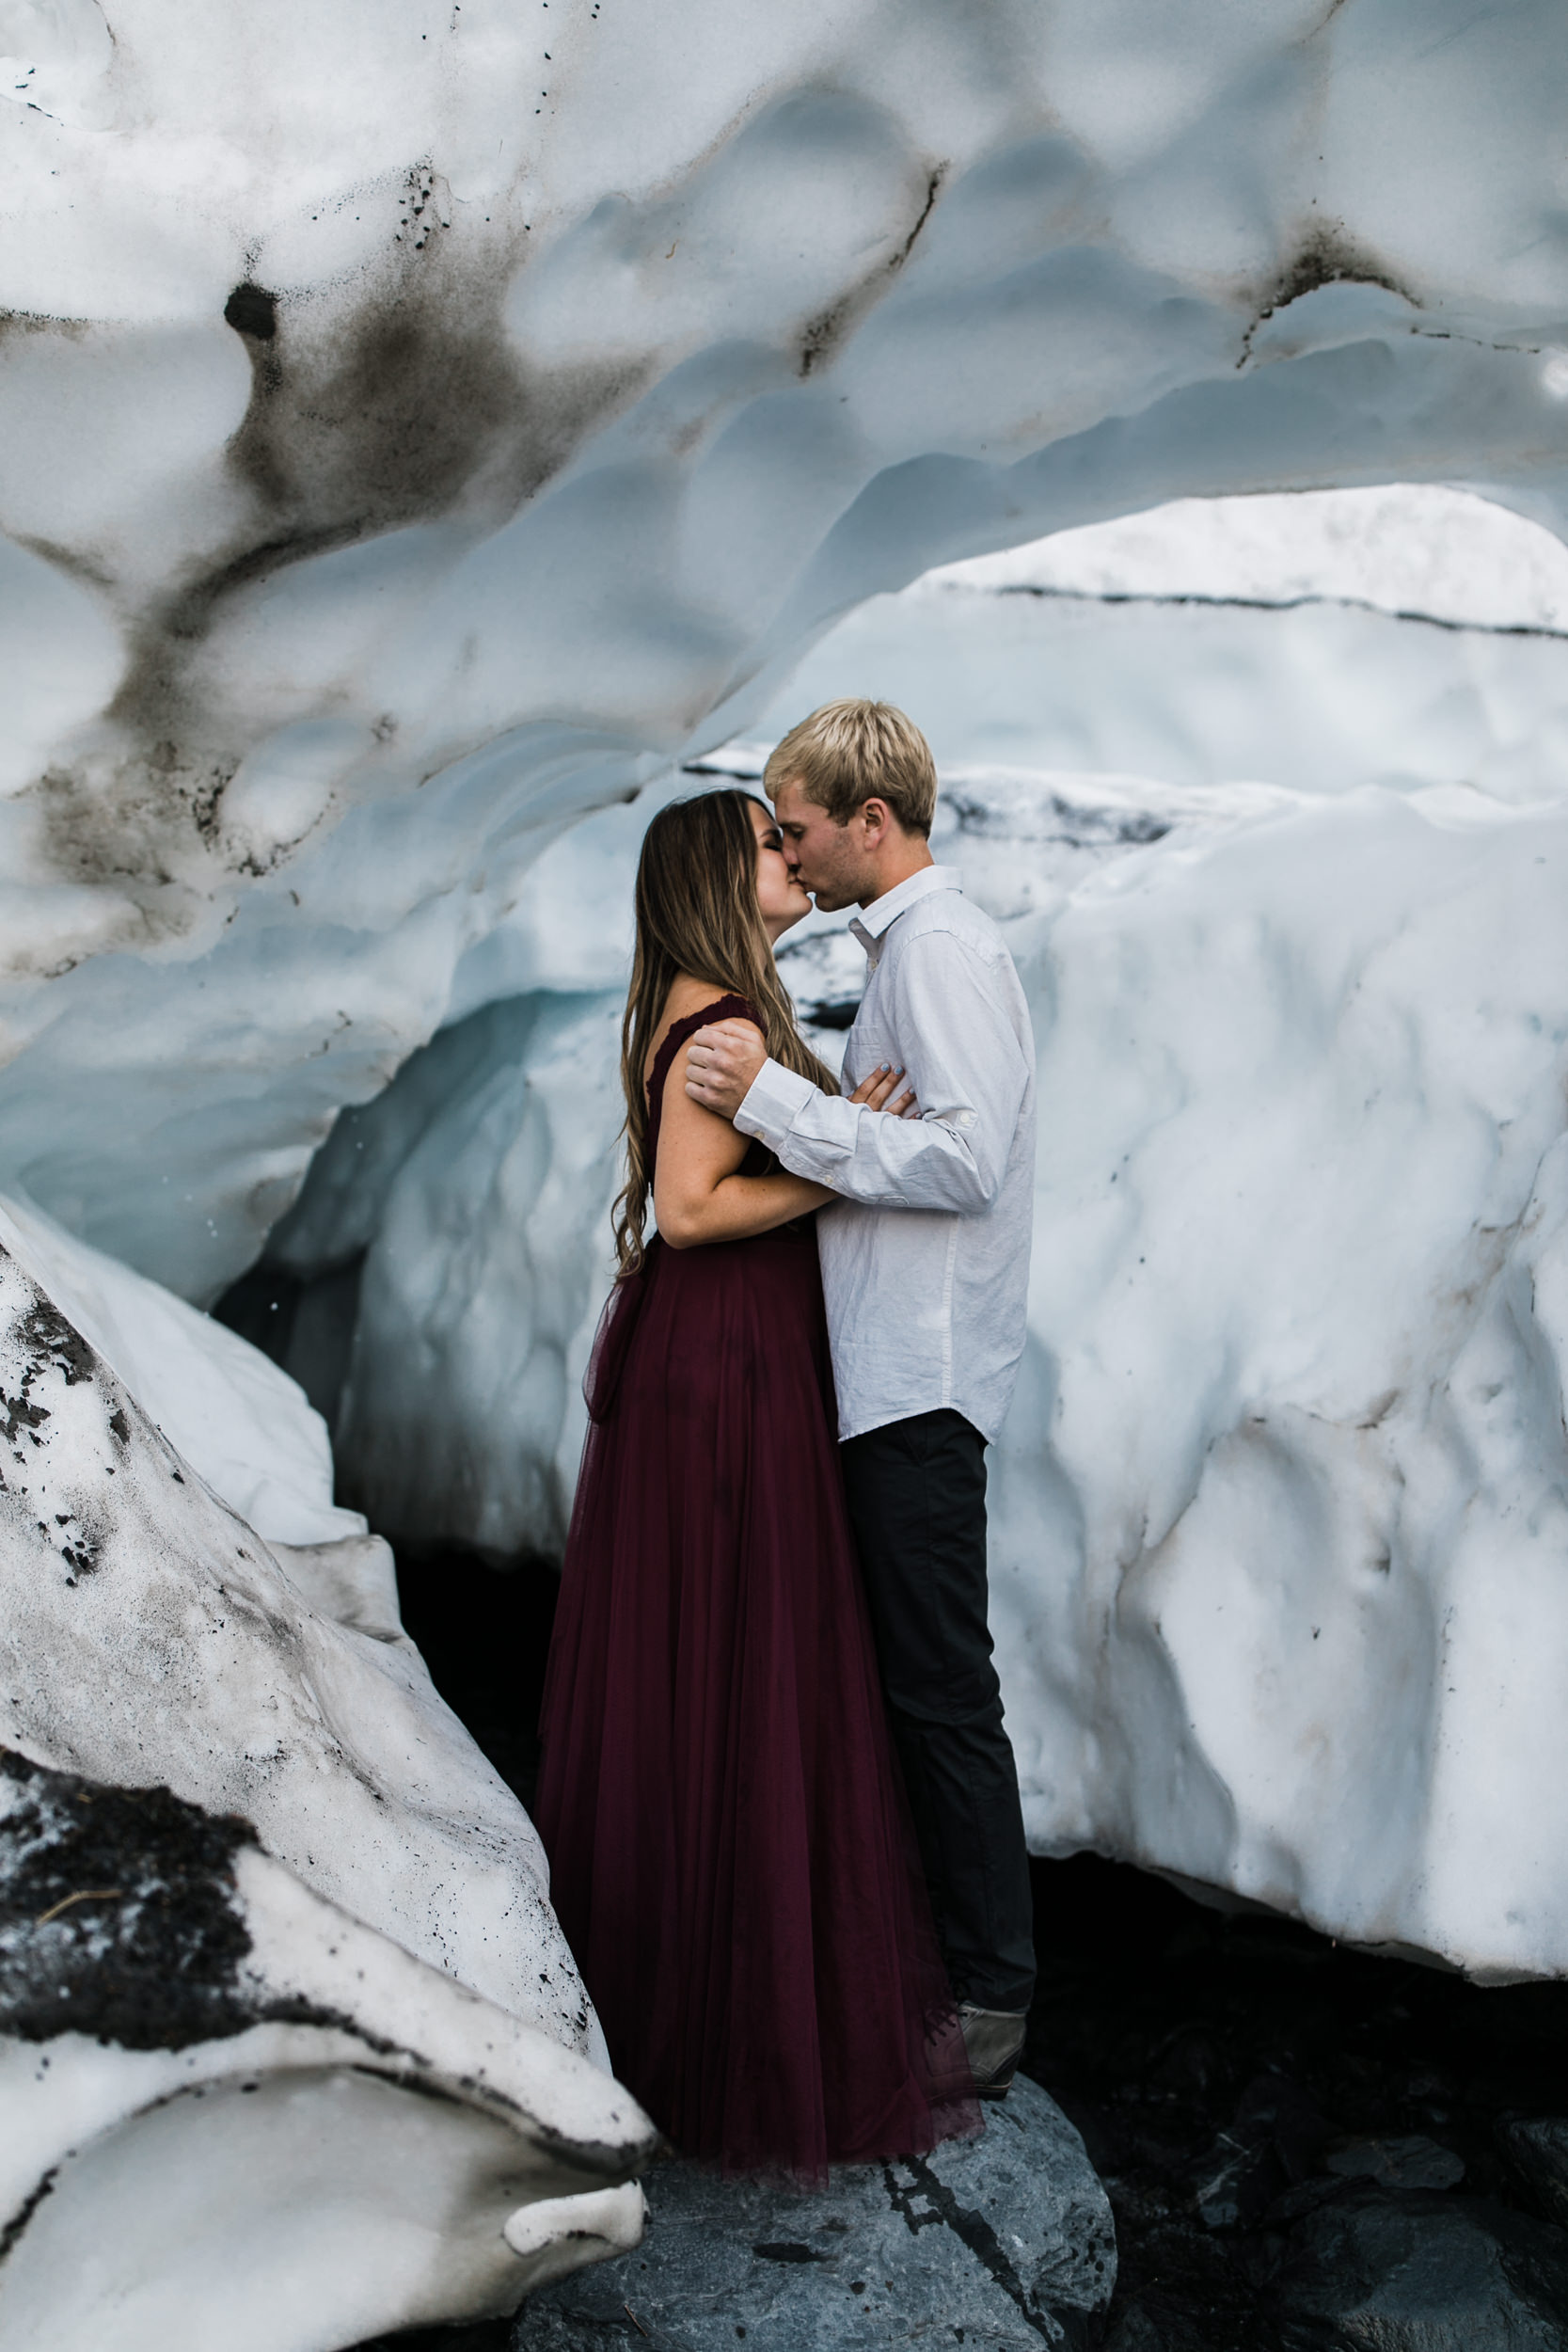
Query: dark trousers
xmin=839 ymin=1408 xmax=1036 ymax=2013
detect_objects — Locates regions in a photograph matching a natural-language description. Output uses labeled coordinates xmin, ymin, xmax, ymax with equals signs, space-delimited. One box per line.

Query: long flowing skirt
xmin=534 ymin=1222 xmax=974 ymax=2177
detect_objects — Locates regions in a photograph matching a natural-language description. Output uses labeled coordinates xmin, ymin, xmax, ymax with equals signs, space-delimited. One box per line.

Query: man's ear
xmin=860 ymin=795 xmax=890 ymax=843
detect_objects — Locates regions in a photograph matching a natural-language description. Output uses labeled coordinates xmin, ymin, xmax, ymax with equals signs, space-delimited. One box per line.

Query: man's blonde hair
xmin=763 ymin=698 xmax=938 ymax=836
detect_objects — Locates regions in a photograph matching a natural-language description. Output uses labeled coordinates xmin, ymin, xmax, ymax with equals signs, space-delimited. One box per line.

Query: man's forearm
xmin=735 ymin=1058 xmax=1000 ymax=1213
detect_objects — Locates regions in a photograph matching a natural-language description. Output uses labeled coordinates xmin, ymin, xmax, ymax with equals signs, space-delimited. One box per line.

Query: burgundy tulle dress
xmin=534 ymin=996 xmax=974 ymax=2178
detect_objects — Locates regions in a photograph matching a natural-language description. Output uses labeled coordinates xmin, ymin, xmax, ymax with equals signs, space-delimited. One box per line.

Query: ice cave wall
xmin=8 ymin=0 xmax=1568 ymax=1293
xmin=258 ymin=483 xmax=1568 ymax=1984
xmin=779 ymin=493 xmax=1568 ymax=1978
xmin=9 ymin=0 xmax=1568 ymax=1983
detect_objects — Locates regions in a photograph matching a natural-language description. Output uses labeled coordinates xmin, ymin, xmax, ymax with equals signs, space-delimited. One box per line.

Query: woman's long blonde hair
xmin=612 ymin=789 xmax=837 ymax=1276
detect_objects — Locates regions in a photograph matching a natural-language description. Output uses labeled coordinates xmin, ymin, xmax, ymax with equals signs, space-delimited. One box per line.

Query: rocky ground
xmin=358 ymin=1557 xmax=1568 ymax=2352
xmin=1022 ymin=1858 xmax=1568 ymax=2350
xmin=515 ymin=2069 xmax=1113 ymax=2348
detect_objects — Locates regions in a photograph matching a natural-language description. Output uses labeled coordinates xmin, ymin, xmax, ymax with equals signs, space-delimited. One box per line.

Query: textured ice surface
xmin=989 ymin=785 xmax=1568 ymax=1979
xmin=268 ymin=991 xmax=626 ymax=1559
xmin=754 ymin=485 xmax=1568 ymax=806
xmin=0 ymin=1753 xmax=654 ymax=2352
xmin=10 ymin=0 xmax=1568 ymax=1298
xmin=919 ymin=485 xmax=1568 ymax=628
xmin=778 ymin=516 xmax=1568 ymax=1979
xmin=263 ymin=488 xmax=1568 ymax=1983
xmin=11 ymin=1 xmax=1568 ymax=1996
xmin=0 ymin=1188 xmax=359 ymax=1543
xmin=0 ymin=1244 xmax=659 ymax=2340
xmin=0 ymin=1241 xmax=602 ymax=2047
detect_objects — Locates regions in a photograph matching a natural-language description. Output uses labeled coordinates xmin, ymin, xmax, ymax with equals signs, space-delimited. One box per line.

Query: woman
xmin=534 ymin=788 xmax=974 ymax=2178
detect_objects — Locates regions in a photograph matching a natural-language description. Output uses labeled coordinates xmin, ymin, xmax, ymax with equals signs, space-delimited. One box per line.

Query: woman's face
xmin=750 ymin=798 xmax=811 ymax=943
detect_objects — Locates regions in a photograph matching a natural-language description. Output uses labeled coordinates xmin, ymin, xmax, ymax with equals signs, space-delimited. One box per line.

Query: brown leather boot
xmin=958 ymin=2002 xmax=1028 ymax=2100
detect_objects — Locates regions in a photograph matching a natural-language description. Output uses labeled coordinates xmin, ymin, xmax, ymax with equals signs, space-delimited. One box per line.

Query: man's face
xmin=771 ymin=776 xmax=879 ymax=912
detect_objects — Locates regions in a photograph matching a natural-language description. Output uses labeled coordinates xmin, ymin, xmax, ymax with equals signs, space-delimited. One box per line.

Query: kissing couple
xmin=535 ymin=698 xmax=1038 ymax=2177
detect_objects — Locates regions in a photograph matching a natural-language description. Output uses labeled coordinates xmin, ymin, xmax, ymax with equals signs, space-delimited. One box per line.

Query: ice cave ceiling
xmin=8 ymin=0 xmax=1568 ymax=1990
xmin=4 ymin=0 xmax=1568 ymax=1291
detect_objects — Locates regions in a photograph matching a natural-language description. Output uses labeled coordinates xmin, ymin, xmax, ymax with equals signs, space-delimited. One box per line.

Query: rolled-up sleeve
xmin=735 ymin=930 xmax=1028 ymax=1213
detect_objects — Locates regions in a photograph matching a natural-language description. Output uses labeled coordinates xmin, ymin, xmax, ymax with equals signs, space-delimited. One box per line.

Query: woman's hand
xmin=850 ymin=1061 xmax=920 ymax=1119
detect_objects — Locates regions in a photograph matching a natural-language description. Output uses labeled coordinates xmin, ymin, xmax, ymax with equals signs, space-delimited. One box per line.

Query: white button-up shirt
xmin=735 ymin=866 xmax=1036 ymax=1443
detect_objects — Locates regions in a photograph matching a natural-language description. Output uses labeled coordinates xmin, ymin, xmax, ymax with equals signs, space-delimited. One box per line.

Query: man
xmin=685 ymin=698 xmax=1037 ymax=2098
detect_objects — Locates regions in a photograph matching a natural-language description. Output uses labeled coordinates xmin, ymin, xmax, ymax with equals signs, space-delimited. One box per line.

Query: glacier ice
xmin=9 ymin=0 xmax=1568 ymax=1296
xmin=781 ymin=510 xmax=1568 ymax=1978
xmin=0 ymin=1752 xmax=653 ymax=2352
xmin=777 ymin=501 xmax=1568 ymax=1978
xmin=0 ymin=1236 xmax=659 ymax=2340
xmin=0 ymin=1233 xmax=602 ymax=2041
xmin=0 ymin=1187 xmax=361 ymax=1545
xmin=913 ymin=485 xmax=1568 ymax=629
xmin=261 ymin=485 xmax=1568 ymax=1989
xmin=7 ymin=0 xmax=1568 ymax=2029
xmin=759 ymin=485 xmax=1568 ymax=808
xmin=988 ymin=782 xmax=1568 ymax=1978
xmin=264 ymin=991 xmax=626 ymax=1561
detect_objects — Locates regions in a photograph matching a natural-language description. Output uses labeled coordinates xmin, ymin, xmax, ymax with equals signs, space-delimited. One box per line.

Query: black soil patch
xmin=1257 ymin=226 xmax=1404 ymax=323
xmin=0 ymin=1263 xmax=100 ymax=1452
xmin=1239 ymin=222 xmax=1414 ymax=367
xmin=224 ymin=282 xmax=278 ymax=342
xmin=0 ymin=1748 xmax=258 ymax=2050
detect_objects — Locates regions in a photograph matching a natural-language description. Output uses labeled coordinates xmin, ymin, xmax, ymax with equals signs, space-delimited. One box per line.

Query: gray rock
xmin=1501 ymin=2120 xmax=1568 ymax=2230
xmin=1323 ymin=2136 xmax=1466 ymax=2192
xmin=515 ymin=2072 xmax=1116 ymax=2349
xmin=1273 ymin=2187 xmax=1568 ymax=2350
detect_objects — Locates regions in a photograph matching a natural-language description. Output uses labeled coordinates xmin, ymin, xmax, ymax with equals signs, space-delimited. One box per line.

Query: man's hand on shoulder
xmin=685 ymin=1019 xmax=768 ymax=1120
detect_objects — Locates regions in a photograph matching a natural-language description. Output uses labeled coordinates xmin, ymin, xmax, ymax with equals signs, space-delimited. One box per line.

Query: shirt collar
xmin=848 ymin=865 xmax=961 ymax=961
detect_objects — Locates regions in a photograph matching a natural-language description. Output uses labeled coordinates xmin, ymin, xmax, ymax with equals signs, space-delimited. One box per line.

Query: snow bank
xmin=0 ymin=1241 xmax=601 ymax=2044
xmin=0 ymin=1238 xmax=656 ymax=2337
xmin=0 ymin=1190 xmax=359 ymax=1544
xmin=920 ymin=485 xmax=1568 ymax=629
xmin=753 ymin=490 xmax=1568 ymax=807
xmin=0 ymin=1754 xmax=652 ymax=2352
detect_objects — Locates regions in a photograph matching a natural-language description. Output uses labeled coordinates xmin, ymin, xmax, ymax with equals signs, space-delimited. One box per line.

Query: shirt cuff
xmin=735 ymin=1057 xmax=816 ymax=1151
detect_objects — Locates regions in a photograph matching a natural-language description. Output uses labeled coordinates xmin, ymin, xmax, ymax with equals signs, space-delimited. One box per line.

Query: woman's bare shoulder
xmin=644 ymin=975 xmax=755 ymax=1086
xmin=663 ymin=973 xmax=731 ymax=1022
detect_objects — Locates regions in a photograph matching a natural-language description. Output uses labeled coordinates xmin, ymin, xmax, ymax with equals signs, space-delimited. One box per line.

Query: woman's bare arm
xmin=653 ymin=1028 xmax=914 ymax=1249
